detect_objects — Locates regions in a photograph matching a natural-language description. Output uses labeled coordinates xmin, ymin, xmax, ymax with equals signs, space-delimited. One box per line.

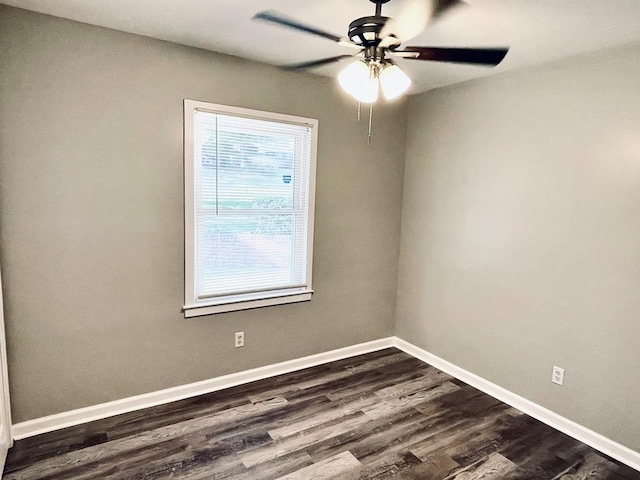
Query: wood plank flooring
xmin=4 ymin=348 xmax=639 ymax=479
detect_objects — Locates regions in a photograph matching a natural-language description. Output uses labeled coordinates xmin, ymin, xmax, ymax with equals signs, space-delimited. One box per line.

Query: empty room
xmin=0 ymin=0 xmax=639 ymax=478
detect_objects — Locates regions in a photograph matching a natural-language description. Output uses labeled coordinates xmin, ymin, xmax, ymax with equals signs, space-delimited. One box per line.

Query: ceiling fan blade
xmin=378 ymin=0 xmax=465 ymax=45
xmin=253 ymin=10 xmax=358 ymax=48
xmin=431 ymin=0 xmax=466 ymax=21
xmin=397 ymin=46 xmax=509 ymax=66
xmin=379 ymin=35 xmax=401 ymax=49
xmin=283 ymin=55 xmax=358 ymax=70
xmin=391 ymin=51 xmax=420 ymax=58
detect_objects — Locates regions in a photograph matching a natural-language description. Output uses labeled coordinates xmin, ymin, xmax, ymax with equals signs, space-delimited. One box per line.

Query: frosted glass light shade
xmin=338 ymin=61 xmax=379 ymax=103
xmin=379 ymin=64 xmax=412 ymax=100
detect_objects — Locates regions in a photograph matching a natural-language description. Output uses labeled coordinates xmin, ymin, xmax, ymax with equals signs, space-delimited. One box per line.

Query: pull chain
xmin=367 ymin=103 xmax=373 ymax=145
xmin=355 ymin=101 xmax=373 ymax=144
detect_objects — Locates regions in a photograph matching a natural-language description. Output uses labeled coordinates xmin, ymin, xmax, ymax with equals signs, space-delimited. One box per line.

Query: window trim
xmin=183 ymin=99 xmax=318 ymax=317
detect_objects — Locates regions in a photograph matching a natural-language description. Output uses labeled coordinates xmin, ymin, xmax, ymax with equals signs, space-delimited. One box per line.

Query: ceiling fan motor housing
xmin=347 ymin=16 xmax=401 ymax=50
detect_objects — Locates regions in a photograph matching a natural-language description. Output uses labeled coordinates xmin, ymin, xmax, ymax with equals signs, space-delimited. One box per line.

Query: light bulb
xmin=338 ymin=60 xmax=379 ymax=103
xmin=379 ymin=64 xmax=412 ymax=100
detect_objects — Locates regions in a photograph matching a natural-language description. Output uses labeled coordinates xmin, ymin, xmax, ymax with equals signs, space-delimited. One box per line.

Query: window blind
xmin=192 ymin=109 xmax=313 ymax=303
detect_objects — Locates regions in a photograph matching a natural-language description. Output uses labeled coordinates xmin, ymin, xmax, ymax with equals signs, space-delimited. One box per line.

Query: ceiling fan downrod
xmin=372 ymin=0 xmax=392 ymax=16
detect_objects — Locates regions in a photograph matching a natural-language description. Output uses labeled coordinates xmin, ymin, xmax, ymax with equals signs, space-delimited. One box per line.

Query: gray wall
xmin=397 ymin=43 xmax=640 ymax=451
xmin=2 ymin=4 xmax=638 ymax=453
xmin=0 ymin=6 xmax=406 ymax=423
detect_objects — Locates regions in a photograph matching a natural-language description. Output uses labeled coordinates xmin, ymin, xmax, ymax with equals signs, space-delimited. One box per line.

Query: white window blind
xmin=184 ymin=100 xmax=317 ymax=316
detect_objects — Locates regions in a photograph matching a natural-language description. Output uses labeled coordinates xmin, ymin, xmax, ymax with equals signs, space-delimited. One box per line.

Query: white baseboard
xmin=11 ymin=335 xmax=640 ymax=473
xmin=392 ymin=337 xmax=640 ymax=472
xmin=11 ymin=337 xmax=395 ymax=440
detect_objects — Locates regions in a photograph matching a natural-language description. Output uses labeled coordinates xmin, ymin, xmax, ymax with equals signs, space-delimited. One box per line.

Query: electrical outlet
xmin=552 ymin=366 xmax=564 ymax=385
xmin=235 ymin=331 xmax=244 ymax=348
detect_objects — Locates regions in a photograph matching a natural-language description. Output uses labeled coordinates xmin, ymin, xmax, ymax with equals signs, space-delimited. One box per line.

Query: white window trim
xmin=183 ymin=99 xmax=318 ymax=317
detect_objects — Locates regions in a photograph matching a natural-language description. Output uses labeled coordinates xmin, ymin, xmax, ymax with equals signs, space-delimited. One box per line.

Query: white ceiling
xmin=3 ymin=0 xmax=640 ymax=94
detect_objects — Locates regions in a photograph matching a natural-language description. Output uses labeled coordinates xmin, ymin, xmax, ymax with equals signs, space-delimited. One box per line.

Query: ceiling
xmin=3 ymin=0 xmax=640 ymax=94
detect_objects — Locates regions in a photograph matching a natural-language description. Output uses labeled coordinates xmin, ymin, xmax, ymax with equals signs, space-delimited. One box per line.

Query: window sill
xmin=183 ymin=290 xmax=313 ymax=317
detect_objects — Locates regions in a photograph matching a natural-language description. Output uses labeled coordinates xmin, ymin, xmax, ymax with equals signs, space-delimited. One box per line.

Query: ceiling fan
xmin=253 ymin=0 xmax=510 ymax=104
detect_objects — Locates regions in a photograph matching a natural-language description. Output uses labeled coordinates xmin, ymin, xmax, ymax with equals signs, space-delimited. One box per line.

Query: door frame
xmin=0 ymin=265 xmax=13 ymax=474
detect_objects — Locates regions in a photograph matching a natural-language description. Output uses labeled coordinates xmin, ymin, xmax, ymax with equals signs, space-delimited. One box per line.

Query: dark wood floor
xmin=3 ymin=348 xmax=639 ymax=479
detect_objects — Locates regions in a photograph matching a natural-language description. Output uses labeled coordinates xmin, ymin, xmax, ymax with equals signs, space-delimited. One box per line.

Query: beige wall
xmin=397 ymin=43 xmax=640 ymax=451
xmin=0 ymin=6 xmax=406 ymax=422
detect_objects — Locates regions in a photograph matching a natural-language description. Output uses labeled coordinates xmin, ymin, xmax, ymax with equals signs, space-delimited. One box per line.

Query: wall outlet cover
xmin=552 ymin=366 xmax=564 ymax=386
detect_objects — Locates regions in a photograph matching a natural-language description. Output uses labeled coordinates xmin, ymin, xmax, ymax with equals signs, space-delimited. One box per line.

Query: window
xmin=183 ymin=100 xmax=317 ymax=317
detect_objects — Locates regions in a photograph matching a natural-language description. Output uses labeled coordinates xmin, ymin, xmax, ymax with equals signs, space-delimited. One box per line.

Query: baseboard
xmin=11 ymin=335 xmax=640 ymax=473
xmin=11 ymin=337 xmax=395 ymax=440
xmin=392 ymin=337 xmax=640 ymax=472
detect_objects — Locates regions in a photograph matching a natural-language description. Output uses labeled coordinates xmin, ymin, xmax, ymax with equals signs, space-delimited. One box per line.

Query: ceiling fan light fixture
xmin=379 ymin=64 xmax=412 ymax=100
xmin=338 ymin=60 xmax=379 ymax=103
